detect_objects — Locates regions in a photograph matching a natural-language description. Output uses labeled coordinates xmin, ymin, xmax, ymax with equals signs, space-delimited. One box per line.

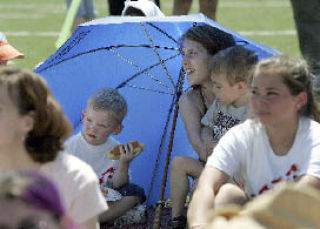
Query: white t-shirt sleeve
xmin=41 ymin=153 xmax=108 ymax=224
xmin=69 ymin=176 xmax=107 ymax=222
xmin=206 ymin=124 xmax=246 ymax=178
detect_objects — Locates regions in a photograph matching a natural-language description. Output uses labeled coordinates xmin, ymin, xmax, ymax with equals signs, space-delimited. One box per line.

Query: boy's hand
xmin=119 ymin=142 xmax=135 ymax=163
xmin=107 ymin=141 xmax=144 ymax=160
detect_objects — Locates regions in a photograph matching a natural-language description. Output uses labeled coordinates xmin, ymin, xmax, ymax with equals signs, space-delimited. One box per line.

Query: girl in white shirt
xmin=188 ymin=55 xmax=320 ymax=229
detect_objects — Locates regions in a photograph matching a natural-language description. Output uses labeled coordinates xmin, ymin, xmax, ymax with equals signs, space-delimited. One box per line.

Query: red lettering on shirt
xmin=255 ymin=164 xmax=299 ymax=197
xmin=258 ymin=185 xmax=270 ymax=195
xmin=271 ymin=177 xmax=282 ymax=184
xmin=286 ymin=164 xmax=298 ymax=176
xmin=99 ymin=167 xmax=116 ymax=184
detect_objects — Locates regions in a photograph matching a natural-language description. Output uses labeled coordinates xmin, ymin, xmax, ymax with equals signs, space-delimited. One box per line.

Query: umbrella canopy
xmin=35 ymin=13 xmax=280 ymax=205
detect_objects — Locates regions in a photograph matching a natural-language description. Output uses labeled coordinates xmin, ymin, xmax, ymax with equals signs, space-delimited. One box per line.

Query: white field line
xmin=219 ymin=1 xmax=290 ymax=7
xmin=4 ymin=30 xmax=297 ymax=37
xmin=239 ymin=30 xmax=296 ymax=36
xmin=0 ymin=1 xmax=290 ymax=9
xmin=5 ymin=31 xmax=60 ymax=37
xmin=0 ymin=14 xmax=44 ymax=19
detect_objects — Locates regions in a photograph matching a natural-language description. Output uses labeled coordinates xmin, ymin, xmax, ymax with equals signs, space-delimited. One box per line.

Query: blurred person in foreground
xmin=0 ymin=170 xmax=76 ymax=229
xmin=0 ymin=67 xmax=107 ymax=229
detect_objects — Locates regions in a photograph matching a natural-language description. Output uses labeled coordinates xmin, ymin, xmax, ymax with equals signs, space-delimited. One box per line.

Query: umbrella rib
xmin=115 ymin=53 xmax=180 ymax=93
xmin=140 ymin=22 xmax=176 ymax=90
xmin=146 ymin=67 xmax=185 ymax=205
xmin=146 ymin=22 xmax=179 ymax=45
xmin=146 ymin=88 xmax=176 ymax=204
xmin=125 ymin=85 xmax=174 ymax=95
xmin=36 ymin=45 xmax=179 ymax=73
xmin=109 ymin=48 xmax=175 ymax=92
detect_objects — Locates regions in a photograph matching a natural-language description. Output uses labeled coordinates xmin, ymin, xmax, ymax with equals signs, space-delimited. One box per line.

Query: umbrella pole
xmin=152 ymin=69 xmax=185 ymax=229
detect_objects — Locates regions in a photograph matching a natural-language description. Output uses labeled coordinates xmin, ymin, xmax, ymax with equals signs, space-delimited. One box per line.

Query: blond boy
xmin=201 ymin=45 xmax=258 ymax=144
xmin=65 ymin=88 xmax=145 ymax=225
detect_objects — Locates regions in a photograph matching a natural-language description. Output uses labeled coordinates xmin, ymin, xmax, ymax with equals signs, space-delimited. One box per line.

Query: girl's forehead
xmin=252 ymin=72 xmax=286 ymax=88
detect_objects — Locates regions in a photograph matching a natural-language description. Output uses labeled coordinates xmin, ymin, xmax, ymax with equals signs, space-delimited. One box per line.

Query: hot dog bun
xmin=107 ymin=141 xmax=145 ymax=160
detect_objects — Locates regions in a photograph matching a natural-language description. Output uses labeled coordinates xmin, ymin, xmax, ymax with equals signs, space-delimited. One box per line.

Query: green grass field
xmin=1 ymin=0 xmax=299 ymax=70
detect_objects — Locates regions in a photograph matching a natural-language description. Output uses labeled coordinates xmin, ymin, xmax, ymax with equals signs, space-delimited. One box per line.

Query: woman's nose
xmin=253 ymin=95 xmax=268 ymax=107
xmin=182 ymin=56 xmax=190 ymax=67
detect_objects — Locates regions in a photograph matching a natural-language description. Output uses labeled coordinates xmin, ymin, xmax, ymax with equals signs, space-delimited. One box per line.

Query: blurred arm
xmin=79 ymin=216 xmax=99 ymax=229
xmin=297 ymin=175 xmax=320 ymax=190
xmin=179 ymin=92 xmax=208 ymax=161
xmin=187 ymin=166 xmax=229 ymax=228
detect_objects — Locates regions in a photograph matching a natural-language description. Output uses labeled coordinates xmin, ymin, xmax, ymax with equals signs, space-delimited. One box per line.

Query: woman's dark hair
xmin=180 ymin=24 xmax=236 ymax=56
xmin=0 ymin=67 xmax=72 ymax=163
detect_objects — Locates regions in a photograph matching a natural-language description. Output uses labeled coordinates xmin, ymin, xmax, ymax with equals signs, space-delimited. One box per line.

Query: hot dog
xmin=107 ymin=141 xmax=145 ymax=160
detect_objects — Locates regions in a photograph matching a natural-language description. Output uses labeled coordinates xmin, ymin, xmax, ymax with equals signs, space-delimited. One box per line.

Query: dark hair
xmin=209 ymin=46 xmax=258 ymax=85
xmin=253 ymin=55 xmax=320 ymax=122
xmin=180 ymin=25 xmax=236 ymax=56
xmin=123 ymin=6 xmax=146 ymax=16
xmin=0 ymin=67 xmax=72 ymax=163
xmin=0 ymin=170 xmax=65 ymax=220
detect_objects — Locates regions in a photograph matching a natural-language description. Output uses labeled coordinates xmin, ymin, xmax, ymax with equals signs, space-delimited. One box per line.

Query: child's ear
xmin=112 ymin=124 xmax=123 ymax=135
xmin=23 ymin=111 xmax=35 ymax=133
xmin=81 ymin=110 xmax=85 ymax=121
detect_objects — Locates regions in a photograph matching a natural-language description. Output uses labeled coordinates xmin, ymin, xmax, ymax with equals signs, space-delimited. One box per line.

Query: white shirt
xmin=207 ymin=117 xmax=320 ymax=198
xmin=65 ymin=133 xmax=120 ymax=187
xmin=40 ymin=152 xmax=108 ymax=223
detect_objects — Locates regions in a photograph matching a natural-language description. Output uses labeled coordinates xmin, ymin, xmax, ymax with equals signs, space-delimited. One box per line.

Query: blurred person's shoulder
xmin=41 ymin=151 xmax=99 ymax=182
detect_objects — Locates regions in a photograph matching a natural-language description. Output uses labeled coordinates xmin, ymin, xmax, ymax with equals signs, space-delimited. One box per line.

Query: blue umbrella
xmin=35 ymin=13 xmax=280 ymax=206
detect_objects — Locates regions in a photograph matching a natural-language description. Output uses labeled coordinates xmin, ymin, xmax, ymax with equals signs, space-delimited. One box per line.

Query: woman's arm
xmin=201 ymin=126 xmax=215 ymax=159
xmin=187 ymin=166 xmax=229 ymax=228
xmin=179 ymin=92 xmax=207 ymax=160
